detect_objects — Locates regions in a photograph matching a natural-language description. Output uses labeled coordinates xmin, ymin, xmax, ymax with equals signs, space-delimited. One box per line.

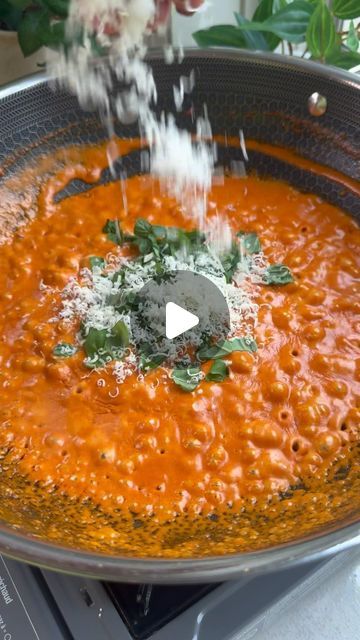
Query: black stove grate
xmin=104 ymin=581 xmax=219 ymax=640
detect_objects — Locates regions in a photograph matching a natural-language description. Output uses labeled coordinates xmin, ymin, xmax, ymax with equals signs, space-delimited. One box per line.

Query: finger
xmin=174 ymin=0 xmax=205 ymax=16
xmin=154 ymin=0 xmax=171 ymax=26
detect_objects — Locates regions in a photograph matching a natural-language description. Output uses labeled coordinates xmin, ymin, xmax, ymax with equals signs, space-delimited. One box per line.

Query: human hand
xmin=155 ymin=0 xmax=205 ymax=27
xmin=90 ymin=0 xmax=205 ymax=38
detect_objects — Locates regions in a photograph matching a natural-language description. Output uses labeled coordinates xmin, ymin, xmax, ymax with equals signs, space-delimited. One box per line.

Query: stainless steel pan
xmin=0 ymin=50 xmax=359 ymax=583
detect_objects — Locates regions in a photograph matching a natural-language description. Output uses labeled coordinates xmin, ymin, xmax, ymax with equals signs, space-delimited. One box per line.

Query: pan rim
xmin=0 ymin=48 xmax=360 ymax=102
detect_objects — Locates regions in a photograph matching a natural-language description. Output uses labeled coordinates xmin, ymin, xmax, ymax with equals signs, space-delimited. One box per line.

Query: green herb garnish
xmin=172 ymin=367 xmax=202 ymax=392
xmin=134 ymin=218 xmax=153 ymax=238
xmin=205 ymin=360 xmax=229 ymax=382
xmin=89 ymin=256 xmax=106 ymax=270
xmin=138 ymin=342 xmax=167 ymax=372
xmin=140 ymin=352 xmax=167 ymax=372
xmin=84 ymin=328 xmax=109 ymax=360
xmin=103 ymin=217 xmax=205 ymax=263
xmin=102 ymin=219 xmax=124 ymax=245
xmin=198 ymin=337 xmax=258 ymax=361
xmin=75 ymin=219 xmax=293 ymax=386
xmin=53 ymin=342 xmax=77 ymax=358
xmin=220 ymin=242 xmax=241 ymax=283
xmin=237 ymin=231 xmax=261 ymax=254
xmin=110 ymin=320 xmax=130 ymax=349
xmin=83 ymin=322 xmax=129 ymax=368
xmin=263 ymin=264 xmax=294 ymax=285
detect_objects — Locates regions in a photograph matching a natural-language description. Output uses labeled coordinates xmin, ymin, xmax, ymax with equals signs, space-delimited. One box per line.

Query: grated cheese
xmin=48 ymin=0 xmax=215 ymax=225
xmin=56 ymin=229 xmax=268 ymax=385
xmin=45 ymin=0 xmax=265 ymax=387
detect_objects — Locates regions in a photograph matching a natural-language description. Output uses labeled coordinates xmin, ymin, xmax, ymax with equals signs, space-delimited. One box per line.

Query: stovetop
xmin=0 ymin=550 xmax=357 ymax=640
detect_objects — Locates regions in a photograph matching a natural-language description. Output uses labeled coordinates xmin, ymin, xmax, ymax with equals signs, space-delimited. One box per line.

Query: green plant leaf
xmin=172 ymin=367 xmax=202 ymax=392
xmin=333 ymin=0 xmax=360 ymax=20
xmin=235 ymin=1 xmax=315 ymax=44
xmin=252 ymin=0 xmax=281 ymax=50
xmin=326 ymin=49 xmax=360 ymax=69
xmin=306 ymin=0 xmax=337 ymax=60
xmin=346 ymin=20 xmax=359 ymax=53
xmin=263 ymin=264 xmax=294 ymax=285
xmin=237 ymin=231 xmax=261 ymax=254
xmin=53 ymin=342 xmax=77 ymax=358
xmin=205 ymin=360 xmax=229 ymax=382
xmin=7 ymin=0 xmax=30 ymax=8
xmin=89 ymin=256 xmax=106 ymax=270
xmin=234 ymin=13 xmax=271 ymax=51
xmin=18 ymin=9 xmax=50 ymax=56
xmin=42 ymin=18 xmax=67 ymax=49
xmin=272 ymin=0 xmax=292 ymax=11
xmin=193 ymin=25 xmax=249 ymax=48
xmin=0 ymin=1 xmax=23 ymax=31
xmin=198 ymin=337 xmax=258 ymax=361
xmin=40 ymin=0 xmax=69 ymax=18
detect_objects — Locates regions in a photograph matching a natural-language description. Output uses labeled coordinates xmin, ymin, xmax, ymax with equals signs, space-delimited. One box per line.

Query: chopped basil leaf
xmin=111 ymin=290 xmax=138 ymax=313
xmin=83 ymin=323 xmax=130 ymax=368
xmin=220 ymin=242 xmax=240 ymax=283
xmin=102 ymin=219 xmax=124 ymax=245
xmin=131 ymin=219 xmax=206 ymax=263
xmin=53 ymin=342 xmax=77 ymax=358
xmin=134 ymin=218 xmax=152 ymax=238
xmin=84 ymin=328 xmax=108 ymax=358
xmin=198 ymin=337 xmax=257 ymax=361
xmin=89 ymin=256 xmax=105 ymax=270
xmin=140 ymin=352 xmax=167 ymax=372
xmin=185 ymin=229 xmax=206 ymax=245
xmin=135 ymin=343 xmax=167 ymax=372
xmin=151 ymin=224 xmax=167 ymax=240
xmin=152 ymin=225 xmax=205 ymax=248
xmin=172 ymin=367 xmax=202 ymax=392
xmin=205 ymin=360 xmax=229 ymax=382
xmin=263 ymin=264 xmax=294 ymax=286
xmin=82 ymin=218 xmax=292 ymax=383
xmin=109 ymin=320 xmax=129 ymax=349
xmin=137 ymin=237 xmax=153 ymax=255
xmin=237 ymin=231 xmax=261 ymax=254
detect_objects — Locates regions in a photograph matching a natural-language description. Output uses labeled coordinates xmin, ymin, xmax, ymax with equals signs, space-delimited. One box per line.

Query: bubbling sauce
xmin=0 ymin=140 xmax=359 ymax=556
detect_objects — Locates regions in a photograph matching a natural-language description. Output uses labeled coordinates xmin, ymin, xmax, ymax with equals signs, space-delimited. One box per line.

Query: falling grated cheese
xmin=48 ymin=0 xmax=216 ymax=226
xmin=144 ymin=114 xmax=215 ymax=225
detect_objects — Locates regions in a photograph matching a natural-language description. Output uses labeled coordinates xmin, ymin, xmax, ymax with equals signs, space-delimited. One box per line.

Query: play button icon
xmin=166 ymin=303 xmax=199 ymax=340
xmin=130 ymin=270 xmax=230 ymax=367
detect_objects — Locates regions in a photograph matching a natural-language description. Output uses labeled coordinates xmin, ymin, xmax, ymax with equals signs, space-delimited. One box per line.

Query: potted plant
xmin=0 ymin=0 xmax=68 ymax=85
xmin=193 ymin=0 xmax=360 ymax=71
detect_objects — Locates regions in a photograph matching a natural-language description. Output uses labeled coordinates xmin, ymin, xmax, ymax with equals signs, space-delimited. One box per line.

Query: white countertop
xmin=255 ymin=551 xmax=360 ymax=640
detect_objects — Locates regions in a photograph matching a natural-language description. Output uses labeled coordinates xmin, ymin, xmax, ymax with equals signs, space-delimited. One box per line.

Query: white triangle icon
xmin=166 ymin=302 xmax=199 ymax=340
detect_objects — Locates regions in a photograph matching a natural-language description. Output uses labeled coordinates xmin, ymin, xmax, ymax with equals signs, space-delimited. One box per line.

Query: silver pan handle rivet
xmin=308 ymin=92 xmax=327 ymax=116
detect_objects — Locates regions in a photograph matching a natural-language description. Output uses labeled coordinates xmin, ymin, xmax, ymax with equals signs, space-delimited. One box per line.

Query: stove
xmin=0 ymin=550 xmax=357 ymax=640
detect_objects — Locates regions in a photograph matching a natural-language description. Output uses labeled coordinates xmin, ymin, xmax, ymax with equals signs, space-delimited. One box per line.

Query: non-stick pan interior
xmin=0 ymin=50 xmax=359 ymax=581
